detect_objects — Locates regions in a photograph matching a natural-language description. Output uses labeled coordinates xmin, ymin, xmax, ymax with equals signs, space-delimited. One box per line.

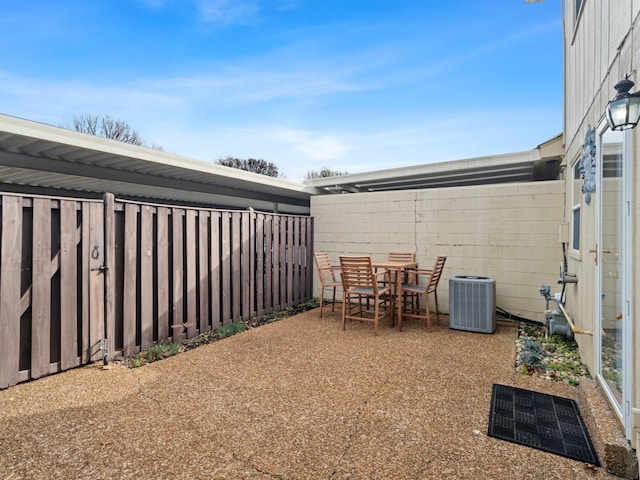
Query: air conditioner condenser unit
xmin=449 ymin=276 xmax=496 ymax=333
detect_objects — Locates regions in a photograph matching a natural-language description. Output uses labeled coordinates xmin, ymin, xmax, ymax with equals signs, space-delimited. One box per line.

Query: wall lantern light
xmin=605 ymin=78 xmax=640 ymax=131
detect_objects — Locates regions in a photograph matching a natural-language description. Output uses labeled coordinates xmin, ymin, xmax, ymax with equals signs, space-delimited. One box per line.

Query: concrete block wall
xmin=311 ymin=180 xmax=565 ymax=322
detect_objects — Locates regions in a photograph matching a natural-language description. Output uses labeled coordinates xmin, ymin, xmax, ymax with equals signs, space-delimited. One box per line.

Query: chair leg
xmin=341 ymin=292 xmax=348 ymax=331
xmin=319 ymin=286 xmax=325 ymax=317
xmin=373 ymin=300 xmax=379 ymax=336
xmin=331 ymin=286 xmax=337 ymax=312
xmin=434 ymin=292 xmax=440 ymax=325
xmin=425 ymin=296 xmax=432 ymax=332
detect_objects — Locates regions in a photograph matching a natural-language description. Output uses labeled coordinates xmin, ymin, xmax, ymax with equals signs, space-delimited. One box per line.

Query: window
xmin=575 ymin=0 xmax=583 ymax=19
xmin=571 ymin=159 xmax=581 ymax=251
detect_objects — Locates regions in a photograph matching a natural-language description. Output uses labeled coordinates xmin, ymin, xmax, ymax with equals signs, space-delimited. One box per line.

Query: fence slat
xmin=171 ymin=209 xmax=184 ymax=340
xmin=306 ymin=217 xmax=314 ymax=297
xmin=221 ymin=212 xmax=231 ymax=324
xmin=256 ymin=214 xmax=264 ymax=316
xmin=185 ymin=209 xmax=197 ymax=337
xmin=0 ymin=196 xmax=22 ymax=388
xmin=30 ymin=199 xmax=51 ymax=379
xmin=198 ymin=211 xmax=210 ymax=332
xmin=293 ymin=217 xmax=300 ymax=304
xmin=299 ymin=218 xmax=307 ymax=304
xmin=81 ymin=204 xmax=91 ymax=363
xmin=60 ymin=200 xmax=78 ymax=370
xmin=140 ymin=205 xmax=154 ymax=349
xmin=122 ymin=204 xmax=138 ymax=355
xmin=272 ymin=216 xmax=280 ymax=311
xmin=88 ymin=202 xmax=105 ymax=361
xmin=242 ymin=211 xmax=251 ymax=320
xmin=232 ymin=213 xmax=241 ymax=322
xmin=280 ymin=217 xmax=287 ymax=308
xmin=210 ymin=212 xmax=221 ymax=329
xmin=156 ymin=207 xmax=170 ymax=343
xmin=104 ymin=193 xmax=116 ymax=362
xmin=264 ymin=215 xmax=272 ymax=312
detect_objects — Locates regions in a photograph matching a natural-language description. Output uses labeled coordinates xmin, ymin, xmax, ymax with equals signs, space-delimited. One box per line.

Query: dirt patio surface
xmin=0 ymin=309 xmax=624 ymax=479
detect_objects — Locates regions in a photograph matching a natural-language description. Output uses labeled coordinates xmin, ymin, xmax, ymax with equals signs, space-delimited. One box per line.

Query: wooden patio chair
xmin=384 ymin=252 xmax=417 ymax=309
xmin=399 ymin=256 xmax=447 ymax=331
xmin=385 ymin=251 xmax=416 ymax=283
xmin=314 ymin=252 xmax=342 ymax=317
xmin=339 ymin=256 xmax=391 ymax=335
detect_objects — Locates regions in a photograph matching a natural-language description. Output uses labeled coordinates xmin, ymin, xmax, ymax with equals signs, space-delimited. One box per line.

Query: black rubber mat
xmin=488 ymin=384 xmax=600 ymax=466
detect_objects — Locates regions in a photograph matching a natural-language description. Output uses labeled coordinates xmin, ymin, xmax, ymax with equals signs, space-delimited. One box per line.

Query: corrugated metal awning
xmin=0 ymin=114 xmax=316 ymax=214
xmin=304 ymin=136 xmax=563 ymax=194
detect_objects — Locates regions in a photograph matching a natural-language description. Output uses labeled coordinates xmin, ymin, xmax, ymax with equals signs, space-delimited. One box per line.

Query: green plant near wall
xmin=520 ymin=339 xmax=546 ymax=370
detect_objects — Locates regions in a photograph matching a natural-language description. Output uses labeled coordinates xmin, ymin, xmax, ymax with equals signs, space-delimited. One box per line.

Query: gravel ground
xmin=0 ymin=310 xmax=622 ymax=480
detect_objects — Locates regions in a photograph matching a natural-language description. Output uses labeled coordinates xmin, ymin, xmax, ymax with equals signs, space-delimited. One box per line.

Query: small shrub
xmin=521 ymin=350 xmax=546 ymax=370
xmin=215 ymin=322 xmax=246 ymax=339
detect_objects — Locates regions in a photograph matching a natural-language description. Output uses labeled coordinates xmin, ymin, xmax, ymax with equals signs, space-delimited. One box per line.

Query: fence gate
xmin=0 ymin=194 xmax=105 ymax=389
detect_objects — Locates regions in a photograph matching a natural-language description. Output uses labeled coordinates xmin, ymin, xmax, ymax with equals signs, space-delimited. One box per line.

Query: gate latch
xmin=91 ymin=265 xmax=109 ymax=273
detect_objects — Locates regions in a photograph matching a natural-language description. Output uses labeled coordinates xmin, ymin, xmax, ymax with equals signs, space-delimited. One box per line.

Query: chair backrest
xmin=426 ymin=256 xmax=447 ymax=293
xmin=387 ymin=252 xmax=415 ymax=263
xmin=314 ymin=252 xmax=338 ymax=284
xmin=339 ymin=256 xmax=378 ymax=293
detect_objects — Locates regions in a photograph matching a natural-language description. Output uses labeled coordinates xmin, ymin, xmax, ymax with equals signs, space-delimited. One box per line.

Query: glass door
xmin=597 ymin=125 xmax=631 ymax=437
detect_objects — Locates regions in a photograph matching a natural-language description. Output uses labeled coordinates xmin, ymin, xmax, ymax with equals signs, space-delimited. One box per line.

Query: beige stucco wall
xmin=564 ymin=0 xmax=640 ymax=450
xmin=312 ymin=180 xmax=564 ymax=323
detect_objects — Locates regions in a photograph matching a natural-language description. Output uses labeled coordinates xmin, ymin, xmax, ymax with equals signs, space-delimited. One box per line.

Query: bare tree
xmin=217 ymin=156 xmax=282 ymax=178
xmin=305 ymin=167 xmax=348 ymax=180
xmin=62 ymin=114 xmax=162 ymax=150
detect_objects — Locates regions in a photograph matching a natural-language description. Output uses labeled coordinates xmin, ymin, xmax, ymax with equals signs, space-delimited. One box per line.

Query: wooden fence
xmin=0 ymin=192 xmax=314 ymax=389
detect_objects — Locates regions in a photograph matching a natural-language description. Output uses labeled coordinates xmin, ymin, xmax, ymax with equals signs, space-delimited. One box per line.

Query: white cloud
xmin=270 ymin=128 xmax=348 ymax=160
xmin=195 ymin=0 xmax=260 ymax=25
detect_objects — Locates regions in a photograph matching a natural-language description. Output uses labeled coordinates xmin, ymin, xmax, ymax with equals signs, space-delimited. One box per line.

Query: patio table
xmin=371 ymin=259 xmax=417 ymax=331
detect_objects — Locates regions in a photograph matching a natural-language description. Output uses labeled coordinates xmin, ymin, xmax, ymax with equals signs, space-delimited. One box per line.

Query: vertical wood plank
xmin=264 ymin=215 xmax=272 ymax=313
xmin=122 ymin=203 xmax=138 ymax=355
xmin=0 ymin=196 xmax=22 ymax=388
xmin=156 ymin=207 xmax=170 ymax=343
xmin=249 ymin=210 xmax=255 ymax=319
xmin=306 ymin=217 xmax=314 ymax=299
xmin=231 ymin=213 xmax=241 ymax=321
xmin=241 ymin=211 xmax=251 ymax=320
xmin=272 ymin=215 xmax=280 ymax=310
xmin=185 ymin=209 xmax=197 ymax=337
xmin=221 ymin=212 xmax=231 ymax=324
xmin=198 ymin=211 xmax=210 ymax=332
xmin=288 ymin=217 xmax=295 ymax=306
xmin=292 ymin=217 xmax=300 ymax=304
xmin=81 ymin=204 xmax=91 ymax=363
xmin=140 ymin=205 xmax=154 ymax=349
xmin=210 ymin=212 xmax=221 ymax=329
xmin=280 ymin=216 xmax=287 ymax=308
xmin=88 ymin=202 xmax=105 ymax=361
xmin=60 ymin=200 xmax=78 ymax=370
xmin=172 ymin=209 xmax=184 ymax=339
xmin=299 ymin=217 xmax=307 ymax=302
xmin=256 ymin=213 xmax=265 ymax=316
xmin=31 ymin=199 xmax=51 ymax=379
xmin=103 ymin=193 xmax=116 ymax=362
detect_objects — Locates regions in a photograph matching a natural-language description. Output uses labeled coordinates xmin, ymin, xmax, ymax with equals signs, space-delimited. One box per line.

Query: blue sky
xmin=0 ymin=1 xmax=563 ymax=182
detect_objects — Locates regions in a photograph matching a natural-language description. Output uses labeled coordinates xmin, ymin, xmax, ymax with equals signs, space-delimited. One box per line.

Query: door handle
xmin=588 ymin=245 xmax=598 ymax=266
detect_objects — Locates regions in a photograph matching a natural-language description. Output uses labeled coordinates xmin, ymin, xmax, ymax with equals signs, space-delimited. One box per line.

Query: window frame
xmin=570 ymin=156 xmax=582 ymax=255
